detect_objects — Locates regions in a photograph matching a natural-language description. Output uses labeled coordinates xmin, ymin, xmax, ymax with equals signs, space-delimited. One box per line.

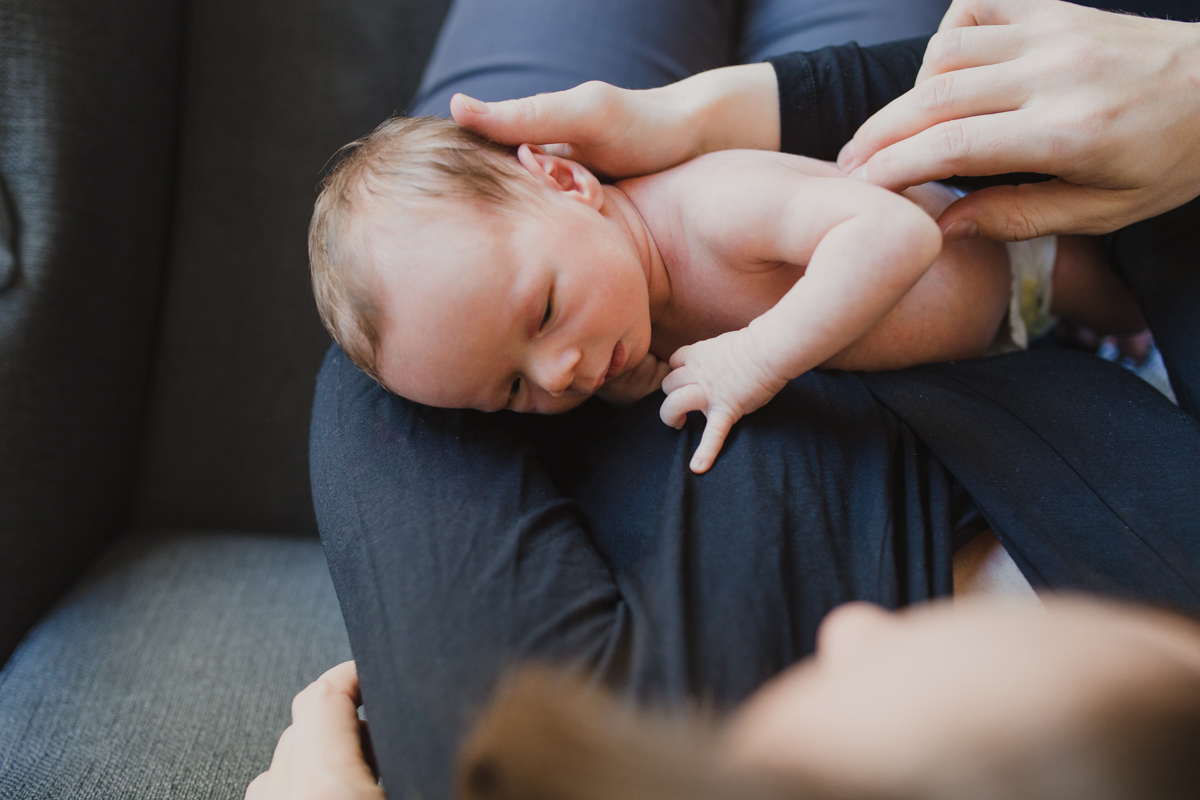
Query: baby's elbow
xmin=900 ymin=205 xmax=944 ymax=268
xmin=870 ymin=201 xmax=943 ymax=276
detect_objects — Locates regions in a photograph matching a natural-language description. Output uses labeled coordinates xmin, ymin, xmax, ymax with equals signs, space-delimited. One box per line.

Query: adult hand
xmin=245 ymin=662 xmax=384 ymax=800
xmin=838 ymin=0 xmax=1200 ymax=240
xmin=450 ymin=62 xmax=780 ymax=179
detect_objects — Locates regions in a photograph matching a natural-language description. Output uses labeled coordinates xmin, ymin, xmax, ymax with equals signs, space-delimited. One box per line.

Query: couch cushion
xmin=0 ymin=530 xmax=350 ymax=800
xmin=132 ymin=0 xmax=450 ymax=535
xmin=0 ymin=0 xmax=183 ymax=664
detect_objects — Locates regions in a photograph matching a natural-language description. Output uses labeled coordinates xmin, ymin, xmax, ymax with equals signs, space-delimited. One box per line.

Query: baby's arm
xmin=661 ymin=158 xmax=942 ymax=472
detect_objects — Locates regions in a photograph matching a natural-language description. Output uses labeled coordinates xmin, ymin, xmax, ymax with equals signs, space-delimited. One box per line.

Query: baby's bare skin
xmin=619 ymin=150 xmax=1010 ymax=369
xmin=370 ymin=145 xmax=1017 ymax=472
xmin=604 ymin=149 xmax=1010 ymax=470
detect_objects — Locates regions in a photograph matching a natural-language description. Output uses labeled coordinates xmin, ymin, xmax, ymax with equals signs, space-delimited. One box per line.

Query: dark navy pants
xmin=309 ymin=2 xmax=1200 ymax=798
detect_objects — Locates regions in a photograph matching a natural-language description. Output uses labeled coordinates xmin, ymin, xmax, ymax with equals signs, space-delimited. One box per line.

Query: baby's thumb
xmin=938 ymin=180 xmax=1127 ymax=241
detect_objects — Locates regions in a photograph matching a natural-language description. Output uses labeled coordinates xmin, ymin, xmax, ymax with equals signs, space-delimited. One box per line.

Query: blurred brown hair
xmin=457 ymin=662 xmax=1200 ymax=800
xmin=308 ymin=116 xmax=530 ymax=381
xmin=457 ymin=665 xmax=808 ymax=800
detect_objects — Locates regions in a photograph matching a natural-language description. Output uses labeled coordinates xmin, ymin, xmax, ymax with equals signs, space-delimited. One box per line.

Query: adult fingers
xmin=288 ymin=662 xmax=365 ymax=767
xmin=450 ymin=81 xmax=623 ymax=148
xmin=937 ymin=0 xmax=1049 ymax=32
xmin=841 ymin=59 xmax=1031 ymax=172
xmin=659 ymin=384 xmax=708 ymax=429
xmin=244 ymin=772 xmax=270 ymax=800
xmin=291 ymin=661 xmax=361 ymax=723
xmin=914 ymin=25 xmax=1027 ymax=86
xmin=689 ymin=409 xmax=737 ymax=474
xmin=849 ymin=109 xmax=1054 ymax=193
xmin=938 ymin=179 xmax=1135 ymax=240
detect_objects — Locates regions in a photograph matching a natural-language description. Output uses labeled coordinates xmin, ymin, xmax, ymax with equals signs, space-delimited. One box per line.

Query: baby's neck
xmin=599 ymin=184 xmax=671 ymax=323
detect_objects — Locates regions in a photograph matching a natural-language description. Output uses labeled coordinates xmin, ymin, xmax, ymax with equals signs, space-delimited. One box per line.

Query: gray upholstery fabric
xmin=0 ymin=531 xmax=351 ymax=800
xmin=0 ymin=0 xmax=183 ymax=663
xmin=133 ymin=0 xmax=451 ymax=535
xmin=0 ymin=0 xmax=446 ymax=794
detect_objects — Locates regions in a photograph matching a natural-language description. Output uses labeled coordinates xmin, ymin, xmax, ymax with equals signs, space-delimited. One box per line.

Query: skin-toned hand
xmin=245 ymin=662 xmax=384 ymax=800
xmin=450 ymin=62 xmax=780 ymax=180
xmin=838 ymin=0 xmax=1200 ymax=240
xmin=660 ymin=329 xmax=788 ymax=474
xmin=596 ymin=353 xmax=671 ymax=406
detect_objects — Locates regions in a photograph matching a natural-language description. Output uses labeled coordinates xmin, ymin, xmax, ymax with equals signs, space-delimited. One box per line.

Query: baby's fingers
xmin=690 ymin=408 xmax=737 ymax=474
xmin=668 ymin=345 xmax=692 ymax=370
xmin=661 ymin=364 xmax=694 ymax=396
xmin=660 ymin=383 xmax=707 ymax=429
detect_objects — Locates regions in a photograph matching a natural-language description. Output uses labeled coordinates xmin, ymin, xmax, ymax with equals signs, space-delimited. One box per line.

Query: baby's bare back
xmin=617 ymin=150 xmax=1012 ymax=369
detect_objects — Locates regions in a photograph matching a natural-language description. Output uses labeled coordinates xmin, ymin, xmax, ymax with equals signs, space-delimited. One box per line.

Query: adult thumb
xmin=938 ymin=179 xmax=1128 ymax=241
xmin=451 ymin=85 xmax=606 ymax=149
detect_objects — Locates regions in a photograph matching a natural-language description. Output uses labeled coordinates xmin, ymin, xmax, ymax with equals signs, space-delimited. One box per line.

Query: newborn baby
xmin=309 ymin=115 xmax=1142 ymax=472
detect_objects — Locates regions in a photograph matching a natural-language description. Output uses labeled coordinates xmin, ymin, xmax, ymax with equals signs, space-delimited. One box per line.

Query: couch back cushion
xmin=134 ymin=0 xmax=450 ymax=535
xmin=0 ymin=0 xmax=183 ymax=663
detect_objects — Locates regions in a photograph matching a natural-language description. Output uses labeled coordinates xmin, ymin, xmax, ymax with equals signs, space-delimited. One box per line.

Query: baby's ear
xmin=517 ymin=144 xmax=604 ymax=210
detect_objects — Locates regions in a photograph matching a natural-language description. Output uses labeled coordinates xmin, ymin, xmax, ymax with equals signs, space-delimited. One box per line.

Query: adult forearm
xmin=688 ymin=63 xmax=781 ymax=156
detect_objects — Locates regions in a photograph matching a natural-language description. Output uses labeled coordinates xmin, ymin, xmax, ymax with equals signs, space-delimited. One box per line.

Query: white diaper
xmin=941 ymin=185 xmax=1058 ymax=353
xmin=991 ymin=236 xmax=1058 ymax=353
xmin=1005 ymin=235 xmax=1058 ymax=349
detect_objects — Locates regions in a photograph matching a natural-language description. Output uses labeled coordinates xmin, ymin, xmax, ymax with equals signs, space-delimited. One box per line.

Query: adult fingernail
xmin=942 ymin=219 xmax=980 ymax=239
xmin=837 ymin=141 xmax=855 ymax=169
xmin=457 ymin=94 xmax=487 ymax=114
xmin=849 ymin=163 xmax=868 ymax=182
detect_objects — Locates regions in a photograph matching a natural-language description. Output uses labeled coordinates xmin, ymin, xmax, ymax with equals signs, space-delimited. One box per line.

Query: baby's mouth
xmin=604 ymin=341 xmax=627 ymax=380
xmin=594 ymin=341 xmax=627 ymax=392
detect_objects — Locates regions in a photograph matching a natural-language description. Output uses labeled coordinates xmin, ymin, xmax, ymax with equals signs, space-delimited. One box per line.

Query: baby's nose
xmin=538 ymin=347 xmax=582 ymax=397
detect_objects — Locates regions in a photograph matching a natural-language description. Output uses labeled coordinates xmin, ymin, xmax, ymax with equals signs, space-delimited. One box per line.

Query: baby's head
xmin=309 ymin=116 xmax=652 ymax=413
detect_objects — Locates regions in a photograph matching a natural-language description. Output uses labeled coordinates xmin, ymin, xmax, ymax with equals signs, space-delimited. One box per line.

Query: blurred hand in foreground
xmin=245 ymin=662 xmax=383 ymax=800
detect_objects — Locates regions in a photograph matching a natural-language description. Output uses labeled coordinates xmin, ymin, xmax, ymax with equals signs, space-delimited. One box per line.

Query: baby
xmin=309 ymin=115 xmax=1143 ymax=473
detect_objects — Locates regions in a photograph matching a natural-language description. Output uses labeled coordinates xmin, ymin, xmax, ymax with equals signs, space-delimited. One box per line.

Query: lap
xmin=738 ymin=0 xmax=949 ymax=62
xmin=410 ymin=0 xmax=741 ymax=115
xmin=410 ymin=0 xmax=951 ymax=115
xmin=318 ymin=4 xmax=1200 ymax=798
xmin=311 ymin=346 xmax=966 ymax=800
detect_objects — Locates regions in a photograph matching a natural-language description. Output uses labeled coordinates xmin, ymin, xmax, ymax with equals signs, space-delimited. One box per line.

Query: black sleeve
xmin=766 ymin=36 xmax=927 ymax=161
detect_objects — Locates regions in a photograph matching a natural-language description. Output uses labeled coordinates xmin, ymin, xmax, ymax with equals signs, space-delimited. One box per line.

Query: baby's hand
xmin=660 ymin=330 xmax=787 ymax=474
xmin=596 ymin=353 xmax=671 ymax=406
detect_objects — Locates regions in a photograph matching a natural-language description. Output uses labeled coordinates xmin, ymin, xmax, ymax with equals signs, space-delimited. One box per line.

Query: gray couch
xmin=0 ymin=1 xmax=449 ymax=796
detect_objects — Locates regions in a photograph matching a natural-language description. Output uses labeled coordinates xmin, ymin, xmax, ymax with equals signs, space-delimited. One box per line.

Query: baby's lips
xmin=592 ymin=341 xmax=628 ymax=393
xmin=605 ymin=341 xmax=628 ymax=379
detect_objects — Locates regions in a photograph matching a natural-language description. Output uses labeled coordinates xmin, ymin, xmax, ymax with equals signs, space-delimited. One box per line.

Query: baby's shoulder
xmin=628 ymin=150 xmax=845 ymax=213
xmin=678 ymin=149 xmax=844 ymax=182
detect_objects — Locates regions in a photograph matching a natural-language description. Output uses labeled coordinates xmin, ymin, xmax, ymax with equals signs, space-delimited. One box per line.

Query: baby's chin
xmin=533 ymin=392 xmax=593 ymax=415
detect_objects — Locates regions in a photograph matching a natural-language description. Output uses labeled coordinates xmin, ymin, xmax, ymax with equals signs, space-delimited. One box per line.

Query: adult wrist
xmin=690 ymin=63 xmax=781 ymax=157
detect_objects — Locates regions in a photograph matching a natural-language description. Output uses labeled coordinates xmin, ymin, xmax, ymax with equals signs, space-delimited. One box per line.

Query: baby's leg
xmin=1050 ymin=235 xmax=1146 ymax=336
xmin=825 ymin=233 xmax=1011 ymax=371
xmin=825 ymin=183 xmax=1011 ymax=372
xmin=410 ymin=0 xmax=742 ymax=117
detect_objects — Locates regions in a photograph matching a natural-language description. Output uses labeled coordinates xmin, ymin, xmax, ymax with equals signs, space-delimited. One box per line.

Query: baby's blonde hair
xmin=308 ymin=116 xmax=531 ymax=381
